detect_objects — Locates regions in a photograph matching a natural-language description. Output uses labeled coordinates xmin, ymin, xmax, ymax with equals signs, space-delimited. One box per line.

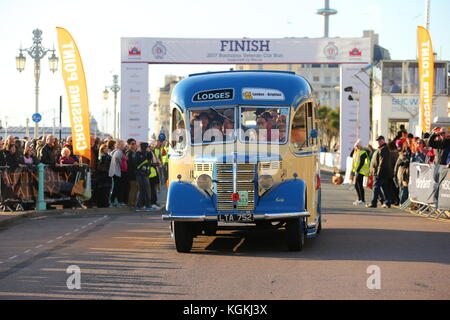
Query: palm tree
xmin=317 ymin=105 xmax=340 ymax=149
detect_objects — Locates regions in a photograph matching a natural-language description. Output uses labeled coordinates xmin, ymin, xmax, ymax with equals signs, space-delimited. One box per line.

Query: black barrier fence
xmin=408 ymin=162 xmax=450 ymax=218
xmin=0 ymin=164 xmax=91 ymax=211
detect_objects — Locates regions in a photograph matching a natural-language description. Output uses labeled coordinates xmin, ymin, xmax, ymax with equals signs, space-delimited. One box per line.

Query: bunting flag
xmin=56 ymin=27 xmax=91 ymax=161
xmin=417 ymin=26 xmax=434 ymax=134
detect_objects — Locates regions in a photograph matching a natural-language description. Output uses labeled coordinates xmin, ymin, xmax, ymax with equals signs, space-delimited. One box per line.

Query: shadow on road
xmin=190 ymin=226 xmax=450 ymax=266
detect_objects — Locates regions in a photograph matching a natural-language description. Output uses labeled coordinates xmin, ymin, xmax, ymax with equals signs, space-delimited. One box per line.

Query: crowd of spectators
xmin=0 ymin=134 xmax=169 ymax=211
xmin=350 ymin=124 xmax=450 ymax=209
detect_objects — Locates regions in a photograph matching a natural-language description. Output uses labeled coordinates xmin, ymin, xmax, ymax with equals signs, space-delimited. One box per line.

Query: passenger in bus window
xmin=199 ymin=112 xmax=210 ymax=135
xmin=206 ymin=119 xmax=224 ymax=143
xmin=223 ymin=109 xmax=235 ymax=141
xmin=256 ymin=116 xmax=269 ymax=142
xmin=277 ymin=121 xmax=287 ymax=142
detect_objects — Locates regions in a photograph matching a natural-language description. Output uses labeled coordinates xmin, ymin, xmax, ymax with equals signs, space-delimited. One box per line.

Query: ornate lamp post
xmin=103 ymin=74 xmax=120 ymax=138
xmin=16 ymin=29 xmax=59 ymax=139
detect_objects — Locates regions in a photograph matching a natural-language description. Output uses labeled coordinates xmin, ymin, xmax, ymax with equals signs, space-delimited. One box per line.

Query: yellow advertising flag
xmin=56 ymin=27 xmax=91 ymax=161
xmin=417 ymin=26 xmax=434 ymax=134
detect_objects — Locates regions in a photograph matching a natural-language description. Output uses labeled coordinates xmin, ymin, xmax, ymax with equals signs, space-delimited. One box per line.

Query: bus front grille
xmin=216 ymin=163 xmax=256 ymax=212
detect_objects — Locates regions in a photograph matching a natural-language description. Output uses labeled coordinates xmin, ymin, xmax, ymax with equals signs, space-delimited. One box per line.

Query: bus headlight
xmin=258 ymin=175 xmax=274 ymax=190
xmin=197 ymin=174 xmax=212 ymax=190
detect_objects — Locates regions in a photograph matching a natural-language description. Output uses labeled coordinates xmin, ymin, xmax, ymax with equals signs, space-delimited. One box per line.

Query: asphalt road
xmin=0 ymin=172 xmax=449 ymax=300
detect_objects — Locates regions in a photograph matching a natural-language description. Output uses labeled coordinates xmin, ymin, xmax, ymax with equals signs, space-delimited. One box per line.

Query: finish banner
xmin=417 ymin=26 xmax=434 ymax=134
xmin=57 ymin=27 xmax=91 ymax=161
xmin=121 ymin=37 xmax=372 ymax=64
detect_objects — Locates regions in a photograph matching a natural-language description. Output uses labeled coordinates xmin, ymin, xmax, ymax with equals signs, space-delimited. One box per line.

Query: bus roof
xmin=171 ymin=70 xmax=313 ymax=111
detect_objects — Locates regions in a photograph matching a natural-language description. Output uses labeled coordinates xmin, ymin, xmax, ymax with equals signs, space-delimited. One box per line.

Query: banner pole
xmin=59 ymin=95 xmax=62 ymax=142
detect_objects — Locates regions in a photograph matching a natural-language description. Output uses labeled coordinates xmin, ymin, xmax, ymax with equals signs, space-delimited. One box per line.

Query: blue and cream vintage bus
xmin=163 ymin=71 xmax=321 ymax=252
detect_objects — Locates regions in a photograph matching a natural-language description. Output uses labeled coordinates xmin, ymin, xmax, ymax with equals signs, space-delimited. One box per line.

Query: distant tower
xmin=424 ymin=0 xmax=431 ymax=30
xmin=317 ymin=0 xmax=338 ymax=38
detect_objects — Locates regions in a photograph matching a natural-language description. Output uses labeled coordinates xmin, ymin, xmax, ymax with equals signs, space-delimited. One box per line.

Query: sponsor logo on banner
xmin=324 ymin=42 xmax=339 ymax=60
xmin=242 ymin=88 xmax=285 ymax=101
xmin=152 ymin=41 xmax=167 ymax=59
xmin=192 ymin=89 xmax=234 ymax=102
xmin=349 ymin=48 xmax=362 ymax=57
xmin=127 ymin=40 xmax=142 ymax=60
xmin=128 ymin=46 xmax=141 ymax=56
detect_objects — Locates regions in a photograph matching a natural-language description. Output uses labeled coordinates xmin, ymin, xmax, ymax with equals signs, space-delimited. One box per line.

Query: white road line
xmin=74 ymin=229 xmax=79 ymax=232
xmin=35 ymin=245 xmax=43 ymax=248
xmin=81 ymin=226 xmax=87 ymax=229
xmin=8 ymin=256 xmax=18 ymax=260
xmin=65 ymin=233 xmax=71 ymax=236
xmin=47 ymin=240 xmax=53 ymax=244
xmin=88 ymin=223 xmax=93 ymax=226
xmin=56 ymin=236 xmax=63 ymax=240
xmin=24 ymin=249 xmax=31 ymax=254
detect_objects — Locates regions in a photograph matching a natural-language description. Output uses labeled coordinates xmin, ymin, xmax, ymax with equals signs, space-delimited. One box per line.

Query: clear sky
xmin=0 ymin=0 xmax=449 ymax=134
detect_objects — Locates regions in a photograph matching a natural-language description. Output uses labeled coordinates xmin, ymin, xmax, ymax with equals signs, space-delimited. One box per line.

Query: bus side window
xmin=171 ymin=107 xmax=186 ymax=152
xmin=291 ymin=103 xmax=308 ymax=151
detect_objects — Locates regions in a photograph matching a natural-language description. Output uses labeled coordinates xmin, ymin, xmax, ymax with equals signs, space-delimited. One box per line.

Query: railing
xmin=0 ymin=164 xmax=91 ymax=212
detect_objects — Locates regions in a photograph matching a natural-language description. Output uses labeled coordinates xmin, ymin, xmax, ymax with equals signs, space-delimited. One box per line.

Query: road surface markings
xmin=2 ymin=216 xmax=110 ymax=264
xmin=232 ymin=238 xmax=246 ymax=253
xmin=31 ymin=216 xmax=48 ymax=220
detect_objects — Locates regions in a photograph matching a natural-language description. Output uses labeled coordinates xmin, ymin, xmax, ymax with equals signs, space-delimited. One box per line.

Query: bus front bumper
xmin=162 ymin=211 xmax=310 ymax=222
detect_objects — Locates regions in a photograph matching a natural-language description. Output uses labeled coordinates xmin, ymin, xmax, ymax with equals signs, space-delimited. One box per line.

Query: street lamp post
xmin=103 ymin=74 xmax=121 ymax=138
xmin=16 ymin=29 xmax=59 ymax=139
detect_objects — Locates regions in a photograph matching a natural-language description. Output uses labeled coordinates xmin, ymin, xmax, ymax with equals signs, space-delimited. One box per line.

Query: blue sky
xmin=0 ymin=0 xmax=448 ymax=133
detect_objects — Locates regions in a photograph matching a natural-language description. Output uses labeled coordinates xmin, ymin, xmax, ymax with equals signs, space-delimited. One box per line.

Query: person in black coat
xmin=126 ymin=139 xmax=139 ymax=207
xmin=428 ymin=127 xmax=450 ymax=165
xmin=4 ymin=144 xmax=22 ymax=171
xmin=40 ymin=135 xmax=57 ymax=165
xmin=95 ymin=144 xmax=113 ymax=208
xmin=0 ymin=142 xmax=6 ymax=167
xmin=367 ymin=136 xmax=394 ymax=208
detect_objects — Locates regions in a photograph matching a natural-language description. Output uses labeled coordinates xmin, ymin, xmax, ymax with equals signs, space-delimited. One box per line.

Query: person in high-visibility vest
xmin=148 ymin=140 xmax=162 ymax=209
xmin=350 ymin=140 xmax=370 ymax=206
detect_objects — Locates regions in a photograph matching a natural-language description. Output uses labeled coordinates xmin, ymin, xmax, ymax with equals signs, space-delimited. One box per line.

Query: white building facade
xmin=372 ymin=60 xmax=449 ymax=141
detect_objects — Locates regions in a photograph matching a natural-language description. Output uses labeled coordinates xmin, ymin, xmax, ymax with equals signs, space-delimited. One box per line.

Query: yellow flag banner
xmin=56 ymin=27 xmax=91 ymax=161
xmin=417 ymin=26 xmax=434 ymax=134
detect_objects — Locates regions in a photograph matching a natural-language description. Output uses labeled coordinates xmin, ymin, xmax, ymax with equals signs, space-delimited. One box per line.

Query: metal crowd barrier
xmin=403 ymin=163 xmax=450 ymax=220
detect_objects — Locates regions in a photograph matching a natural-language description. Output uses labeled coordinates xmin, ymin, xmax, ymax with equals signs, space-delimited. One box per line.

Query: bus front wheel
xmin=171 ymin=221 xmax=194 ymax=253
xmin=286 ymin=217 xmax=305 ymax=252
